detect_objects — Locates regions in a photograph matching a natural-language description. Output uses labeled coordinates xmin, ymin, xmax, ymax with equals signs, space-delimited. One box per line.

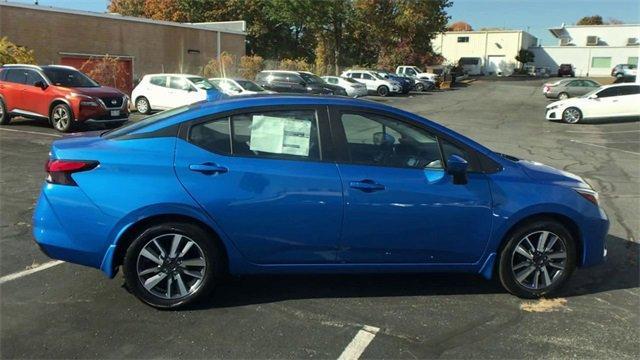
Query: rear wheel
xmin=0 ymin=98 xmax=11 ymax=125
xmin=498 ymin=220 xmax=576 ymax=298
xmin=377 ymin=85 xmax=390 ymax=97
xmin=50 ymin=103 xmax=75 ymax=132
xmin=123 ymin=222 xmax=221 ymax=309
xmin=414 ymin=82 xmax=425 ymax=92
xmin=135 ymin=96 xmax=151 ymax=114
xmin=562 ymin=107 xmax=582 ymax=124
xmin=558 ymin=92 xmax=569 ymax=100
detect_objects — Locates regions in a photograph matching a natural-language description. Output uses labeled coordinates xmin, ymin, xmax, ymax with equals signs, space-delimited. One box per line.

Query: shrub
xmin=279 ymin=58 xmax=313 ymax=72
xmin=0 ymin=37 xmax=36 ymax=65
xmin=239 ymin=55 xmax=264 ymax=80
xmin=203 ymin=52 xmax=238 ymax=78
xmin=79 ymin=54 xmax=130 ymax=91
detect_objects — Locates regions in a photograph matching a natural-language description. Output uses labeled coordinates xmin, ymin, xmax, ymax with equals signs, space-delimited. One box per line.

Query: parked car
xmin=545 ymin=83 xmax=640 ymax=123
xmin=557 ymin=64 xmax=575 ymax=77
xmin=341 ymin=69 xmax=402 ymax=96
xmin=131 ymin=74 xmax=222 ymax=114
xmin=0 ymin=64 xmax=129 ymax=132
xmin=458 ymin=57 xmax=483 ymax=76
xmin=321 ymin=76 xmax=368 ymax=97
xmin=611 ymin=64 xmax=637 ymax=79
xmin=34 ymin=94 xmax=608 ymax=308
xmin=395 ymin=65 xmax=439 ymax=83
xmin=542 ymin=79 xmax=601 ymax=100
xmin=209 ymin=78 xmax=273 ymax=96
xmin=374 ymin=70 xmax=412 ymax=94
xmin=255 ymin=70 xmax=347 ymax=96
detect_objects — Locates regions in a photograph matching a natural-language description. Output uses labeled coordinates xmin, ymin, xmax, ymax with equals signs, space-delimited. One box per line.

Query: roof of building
xmin=548 ymin=23 xmax=640 ymax=38
xmin=0 ymin=1 xmax=246 ymax=35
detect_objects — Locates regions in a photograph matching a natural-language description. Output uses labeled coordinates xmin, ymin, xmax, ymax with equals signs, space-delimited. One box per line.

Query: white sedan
xmin=321 ymin=76 xmax=368 ymax=98
xmin=545 ymin=83 xmax=640 ymax=123
xmin=209 ymin=78 xmax=274 ymax=96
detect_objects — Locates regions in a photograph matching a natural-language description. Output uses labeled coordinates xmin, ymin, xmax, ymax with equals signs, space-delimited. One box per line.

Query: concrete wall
xmin=530 ymin=46 xmax=639 ymax=76
xmin=432 ymin=30 xmax=537 ymax=76
xmin=0 ymin=4 xmax=246 ymax=81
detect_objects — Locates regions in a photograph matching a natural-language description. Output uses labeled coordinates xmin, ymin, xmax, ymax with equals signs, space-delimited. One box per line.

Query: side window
xmin=440 ymin=139 xmax=477 ymax=172
xmin=567 ymin=80 xmax=580 ymax=87
xmin=618 ymin=86 xmax=640 ymax=96
xmin=327 ymin=77 xmax=337 ymax=84
xmin=406 ymin=68 xmax=417 ymax=76
xmin=5 ymin=69 xmax=26 ymax=84
xmin=362 ymin=73 xmax=373 ymax=80
xmin=351 ymin=73 xmax=361 ymax=79
xmin=339 ymin=112 xmax=443 ymax=169
xmin=24 ymin=70 xmax=45 ymax=86
xmin=597 ymin=87 xmax=620 ymax=98
xmin=150 ymin=76 xmax=167 ymax=87
xmin=188 ymin=118 xmax=231 ymax=154
xmin=169 ymin=77 xmax=191 ymax=91
xmin=231 ymin=110 xmax=320 ymax=161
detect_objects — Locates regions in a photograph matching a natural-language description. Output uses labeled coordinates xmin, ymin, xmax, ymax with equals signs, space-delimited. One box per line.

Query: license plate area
xmin=110 ymin=110 xmax=120 ymax=117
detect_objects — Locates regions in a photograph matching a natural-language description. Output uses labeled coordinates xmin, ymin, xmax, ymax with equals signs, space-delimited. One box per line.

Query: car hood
xmin=517 ymin=158 xmax=589 ymax=188
xmin=65 ymin=86 xmax=125 ymax=97
xmin=545 ymin=98 xmax=584 ymax=109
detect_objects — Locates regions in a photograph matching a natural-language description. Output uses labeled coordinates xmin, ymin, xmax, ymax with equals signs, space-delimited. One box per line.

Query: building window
xmin=591 ymin=57 xmax=611 ymax=69
xmin=629 ymin=57 xmax=638 ymax=66
xmin=457 ymin=36 xmax=469 ymax=43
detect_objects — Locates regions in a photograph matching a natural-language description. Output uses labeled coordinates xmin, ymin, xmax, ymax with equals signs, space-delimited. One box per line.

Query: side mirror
xmin=34 ymin=81 xmax=47 ymax=89
xmin=446 ymin=154 xmax=468 ymax=185
xmin=588 ymin=94 xmax=598 ymax=99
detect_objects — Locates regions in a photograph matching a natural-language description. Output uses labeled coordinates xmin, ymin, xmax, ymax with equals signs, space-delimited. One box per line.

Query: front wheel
xmin=498 ymin=220 xmax=576 ymax=298
xmin=50 ymin=103 xmax=75 ymax=133
xmin=377 ymin=85 xmax=390 ymax=97
xmin=123 ymin=222 xmax=221 ymax=308
xmin=562 ymin=107 xmax=582 ymax=124
xmin=0 ymin=97 xmax=11 ymax=125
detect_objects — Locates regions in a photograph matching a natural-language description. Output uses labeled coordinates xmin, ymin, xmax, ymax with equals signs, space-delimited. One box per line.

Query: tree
xmin=448 ymin=21 xmax=472 ymax=31
xmin=107 ymin=0 xmax=145 ymax=16
xmin=515 ymin=49 xmax=535 ymax=69
xmin=577 ymin=15 xmax=603 ymax=25
xmin=0 ymin=37 xmax=36 ymax=65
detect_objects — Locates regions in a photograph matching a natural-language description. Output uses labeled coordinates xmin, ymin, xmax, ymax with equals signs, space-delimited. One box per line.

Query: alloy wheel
xmin=136 ymin=99 xmax=149 ymax=114
xmin=52 ymin=106 xmax=70 ymax=131
xmin=563 ymin=108 xmax=581 ymax=123
xmin=136 ymin=233 xmax=207 ymax=300
xmin=511 ymin=230 xmax=567 ymax=290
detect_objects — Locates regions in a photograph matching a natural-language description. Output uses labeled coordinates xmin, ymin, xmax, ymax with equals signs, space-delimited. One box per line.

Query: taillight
xmin=574 ymin=188 xmax=599 ymax=206
xmin=45 ymin=159 xmax=98 ymax=186
xmin=543 ymin=86 xmax=550 ymax=93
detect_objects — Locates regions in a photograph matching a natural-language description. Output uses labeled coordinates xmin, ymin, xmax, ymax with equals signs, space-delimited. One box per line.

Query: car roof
xmin=1 ymin=64 xmax=77 ymax=71
xmin=144 ymin=73 xmax=202 ymax=77
xmin=260 ymin=70 xmax=302 ymax=74
xmin=599 ymin=83 xmax=639 ymax=89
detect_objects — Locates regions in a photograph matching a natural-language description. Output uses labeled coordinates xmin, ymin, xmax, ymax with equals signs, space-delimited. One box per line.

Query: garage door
xmin=60 ymin=56 xmax=133 ymax=95
xmin=486 ymin=55 xmax=506 ymax=76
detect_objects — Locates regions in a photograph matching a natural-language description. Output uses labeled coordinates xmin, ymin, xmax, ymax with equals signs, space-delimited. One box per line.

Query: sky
xmin=7 ymin=0 xmax=640 ymax=45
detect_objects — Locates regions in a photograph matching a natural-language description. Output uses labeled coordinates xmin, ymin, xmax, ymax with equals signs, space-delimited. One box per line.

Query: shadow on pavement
xmin=187 ymin=234 xmax=638 ymax=310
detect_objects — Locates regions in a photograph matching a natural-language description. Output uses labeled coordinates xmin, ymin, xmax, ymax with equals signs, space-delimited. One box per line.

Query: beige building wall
xmin=0 ymin=3 xmax=246 ymax=81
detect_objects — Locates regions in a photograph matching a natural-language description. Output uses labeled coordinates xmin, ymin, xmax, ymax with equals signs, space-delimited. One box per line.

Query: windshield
xmin=188 ymin=77 xmax=217 ymax=90
xmin=103 ymin=106 xmax=191 ymax=139
xmin=42 ymin=67 xmax=99 ymax=88
xmin=299 ymin=73 xmax=324 ymax=84
xmin=237 ymin=80 xmax=265 ymax=92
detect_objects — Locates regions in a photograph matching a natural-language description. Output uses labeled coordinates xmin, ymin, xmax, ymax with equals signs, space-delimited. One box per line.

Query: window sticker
xmin=249 ymin=115 xmax=312 ymax=156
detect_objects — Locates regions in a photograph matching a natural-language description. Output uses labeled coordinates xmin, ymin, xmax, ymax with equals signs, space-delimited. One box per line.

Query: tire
xmin=0 ymin=97 xmax=11 ymax=125
xmin=557 ymin=92 xmax=570 ymax=100
xmin=123 ymin=222 xmax=221 ymax=309
xmin=414 ymin=82 xmax=425 ymax=92
xmin=562 ymin=107 xmax=582 ymax=124
xmin=50 ymin=103 xmax=75 ymax=133
xmin=377 ymin=85 xmax=390 ymax=97
xmin=498 ymin=219 xmax=577 ymax=299
xmin=135 ymin=96 xmax=151 ymax=114
xmin=615 ymin=73 xmax=623 ymax=79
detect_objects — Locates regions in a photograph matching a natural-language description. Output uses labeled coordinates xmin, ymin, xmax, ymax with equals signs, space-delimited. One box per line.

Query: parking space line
xmin=565 ymin=130 xmax=640 ymax=134
xmin=569 ymin=139 xmax=640 ymax=156
xmin=0 ymin=128 xmax=62 ymax=138
xmin=0 ymin=260 xmax=64 ymax=285
xmin=337 ymin=325 xmax=380 ymax=360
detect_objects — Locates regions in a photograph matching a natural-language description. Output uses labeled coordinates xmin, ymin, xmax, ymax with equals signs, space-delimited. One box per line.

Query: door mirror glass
xmin=588 ymin=94 xmax=598 ymax=99
xmin=34 ymin=80 xmax=47 ymax=89
xmin=446 ymin=154 xmax=468 ymax=185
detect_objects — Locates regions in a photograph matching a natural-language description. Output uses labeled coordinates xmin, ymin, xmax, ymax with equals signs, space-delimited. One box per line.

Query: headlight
xmin=80 ymin=100 xmax=98 ymax=107
xmin=547 ymin=105 xmax=559 ymax=110
xmin=66 ymin=92 xmax=93 ymax=100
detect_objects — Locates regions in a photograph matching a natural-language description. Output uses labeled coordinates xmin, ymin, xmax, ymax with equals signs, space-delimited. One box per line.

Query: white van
xmin=458 ymin=57 xmax=483 ymax=76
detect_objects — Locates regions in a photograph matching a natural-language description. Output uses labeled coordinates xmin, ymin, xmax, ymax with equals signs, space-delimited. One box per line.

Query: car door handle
xmin=189 ymin=163 xmax=228 ymax=174
xmin=349 ymin=180 xmax=385 ymax=192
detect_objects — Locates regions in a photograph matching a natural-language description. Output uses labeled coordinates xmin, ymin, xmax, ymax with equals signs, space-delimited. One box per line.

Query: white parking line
xmin=565 ymin=130 xmax=640 ymax=134
xmin=0 ymin=260 xmax=64 ymax=285
xmin=569 ymin=139 xmax=640 ymax=156
xmin=337 ymin=325 xmax=380 ymax=360
xmin=0 ymin=128 xmax=62 ymax=138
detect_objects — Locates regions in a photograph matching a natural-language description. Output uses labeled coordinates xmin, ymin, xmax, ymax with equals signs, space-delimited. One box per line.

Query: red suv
xmin=0 ymin=64 xmax=129 ymax=132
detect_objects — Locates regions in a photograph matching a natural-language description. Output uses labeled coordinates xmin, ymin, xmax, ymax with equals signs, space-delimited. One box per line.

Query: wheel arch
xmin=49 ymin=98 xmax=75 ymax=123
xmin=110 ymin=213 xmax=230 ymax=278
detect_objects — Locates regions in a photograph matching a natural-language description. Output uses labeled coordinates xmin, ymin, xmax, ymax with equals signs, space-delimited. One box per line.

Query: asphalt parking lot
xmin=1 ymin=79 xmax=638 ymax=359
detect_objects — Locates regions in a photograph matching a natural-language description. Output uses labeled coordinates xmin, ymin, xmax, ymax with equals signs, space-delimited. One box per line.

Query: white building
xmin=432 ymin=30 xmax=538 ymax=76
xmin=531 ymin=24 xmax=640 ymax=77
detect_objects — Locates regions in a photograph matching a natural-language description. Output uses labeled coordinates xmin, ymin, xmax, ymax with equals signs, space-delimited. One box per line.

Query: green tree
xmin=0 ymin=37 xmax=36 ymax=65
xmin=577 ymin=15 xmax=604 ymax=25
xmin=515 ymin=49 xmax=535 ymax=69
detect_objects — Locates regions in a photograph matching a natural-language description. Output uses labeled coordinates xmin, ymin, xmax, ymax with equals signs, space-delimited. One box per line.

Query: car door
xmin=616 ymin=85 xmax=640 ymax=116
xmin=330 ymin=109 xmax=493 ymax=264
xmin=360 ymin=73 xmax=376 ymax=91
xmin=587 ymin=86 xmax=622 ymax=118
xmin=147 ymin=75 xmax=169 ymax=109
xmin=174 ymin=106 xmax=343 ymax=264
xmin=169 ymin=76 xmax=197 ymax=108
xmin=2 ymin=69 xmax=28 ymax=112
xmin=21 ymin=69 xmax=50 ymax=116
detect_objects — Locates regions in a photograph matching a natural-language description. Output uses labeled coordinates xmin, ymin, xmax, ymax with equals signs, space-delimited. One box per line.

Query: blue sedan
xmin=33 ymin=95 xmax=608 ymax=308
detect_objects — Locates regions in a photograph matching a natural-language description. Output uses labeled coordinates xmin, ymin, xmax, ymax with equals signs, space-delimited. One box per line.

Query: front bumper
xmin=85 ymin=117 xmax=129 ymax=124
xmin=545 ymin=108 xmax=560 ymax=120
xmin=580 ymin=206 xmax=609 ymax=267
